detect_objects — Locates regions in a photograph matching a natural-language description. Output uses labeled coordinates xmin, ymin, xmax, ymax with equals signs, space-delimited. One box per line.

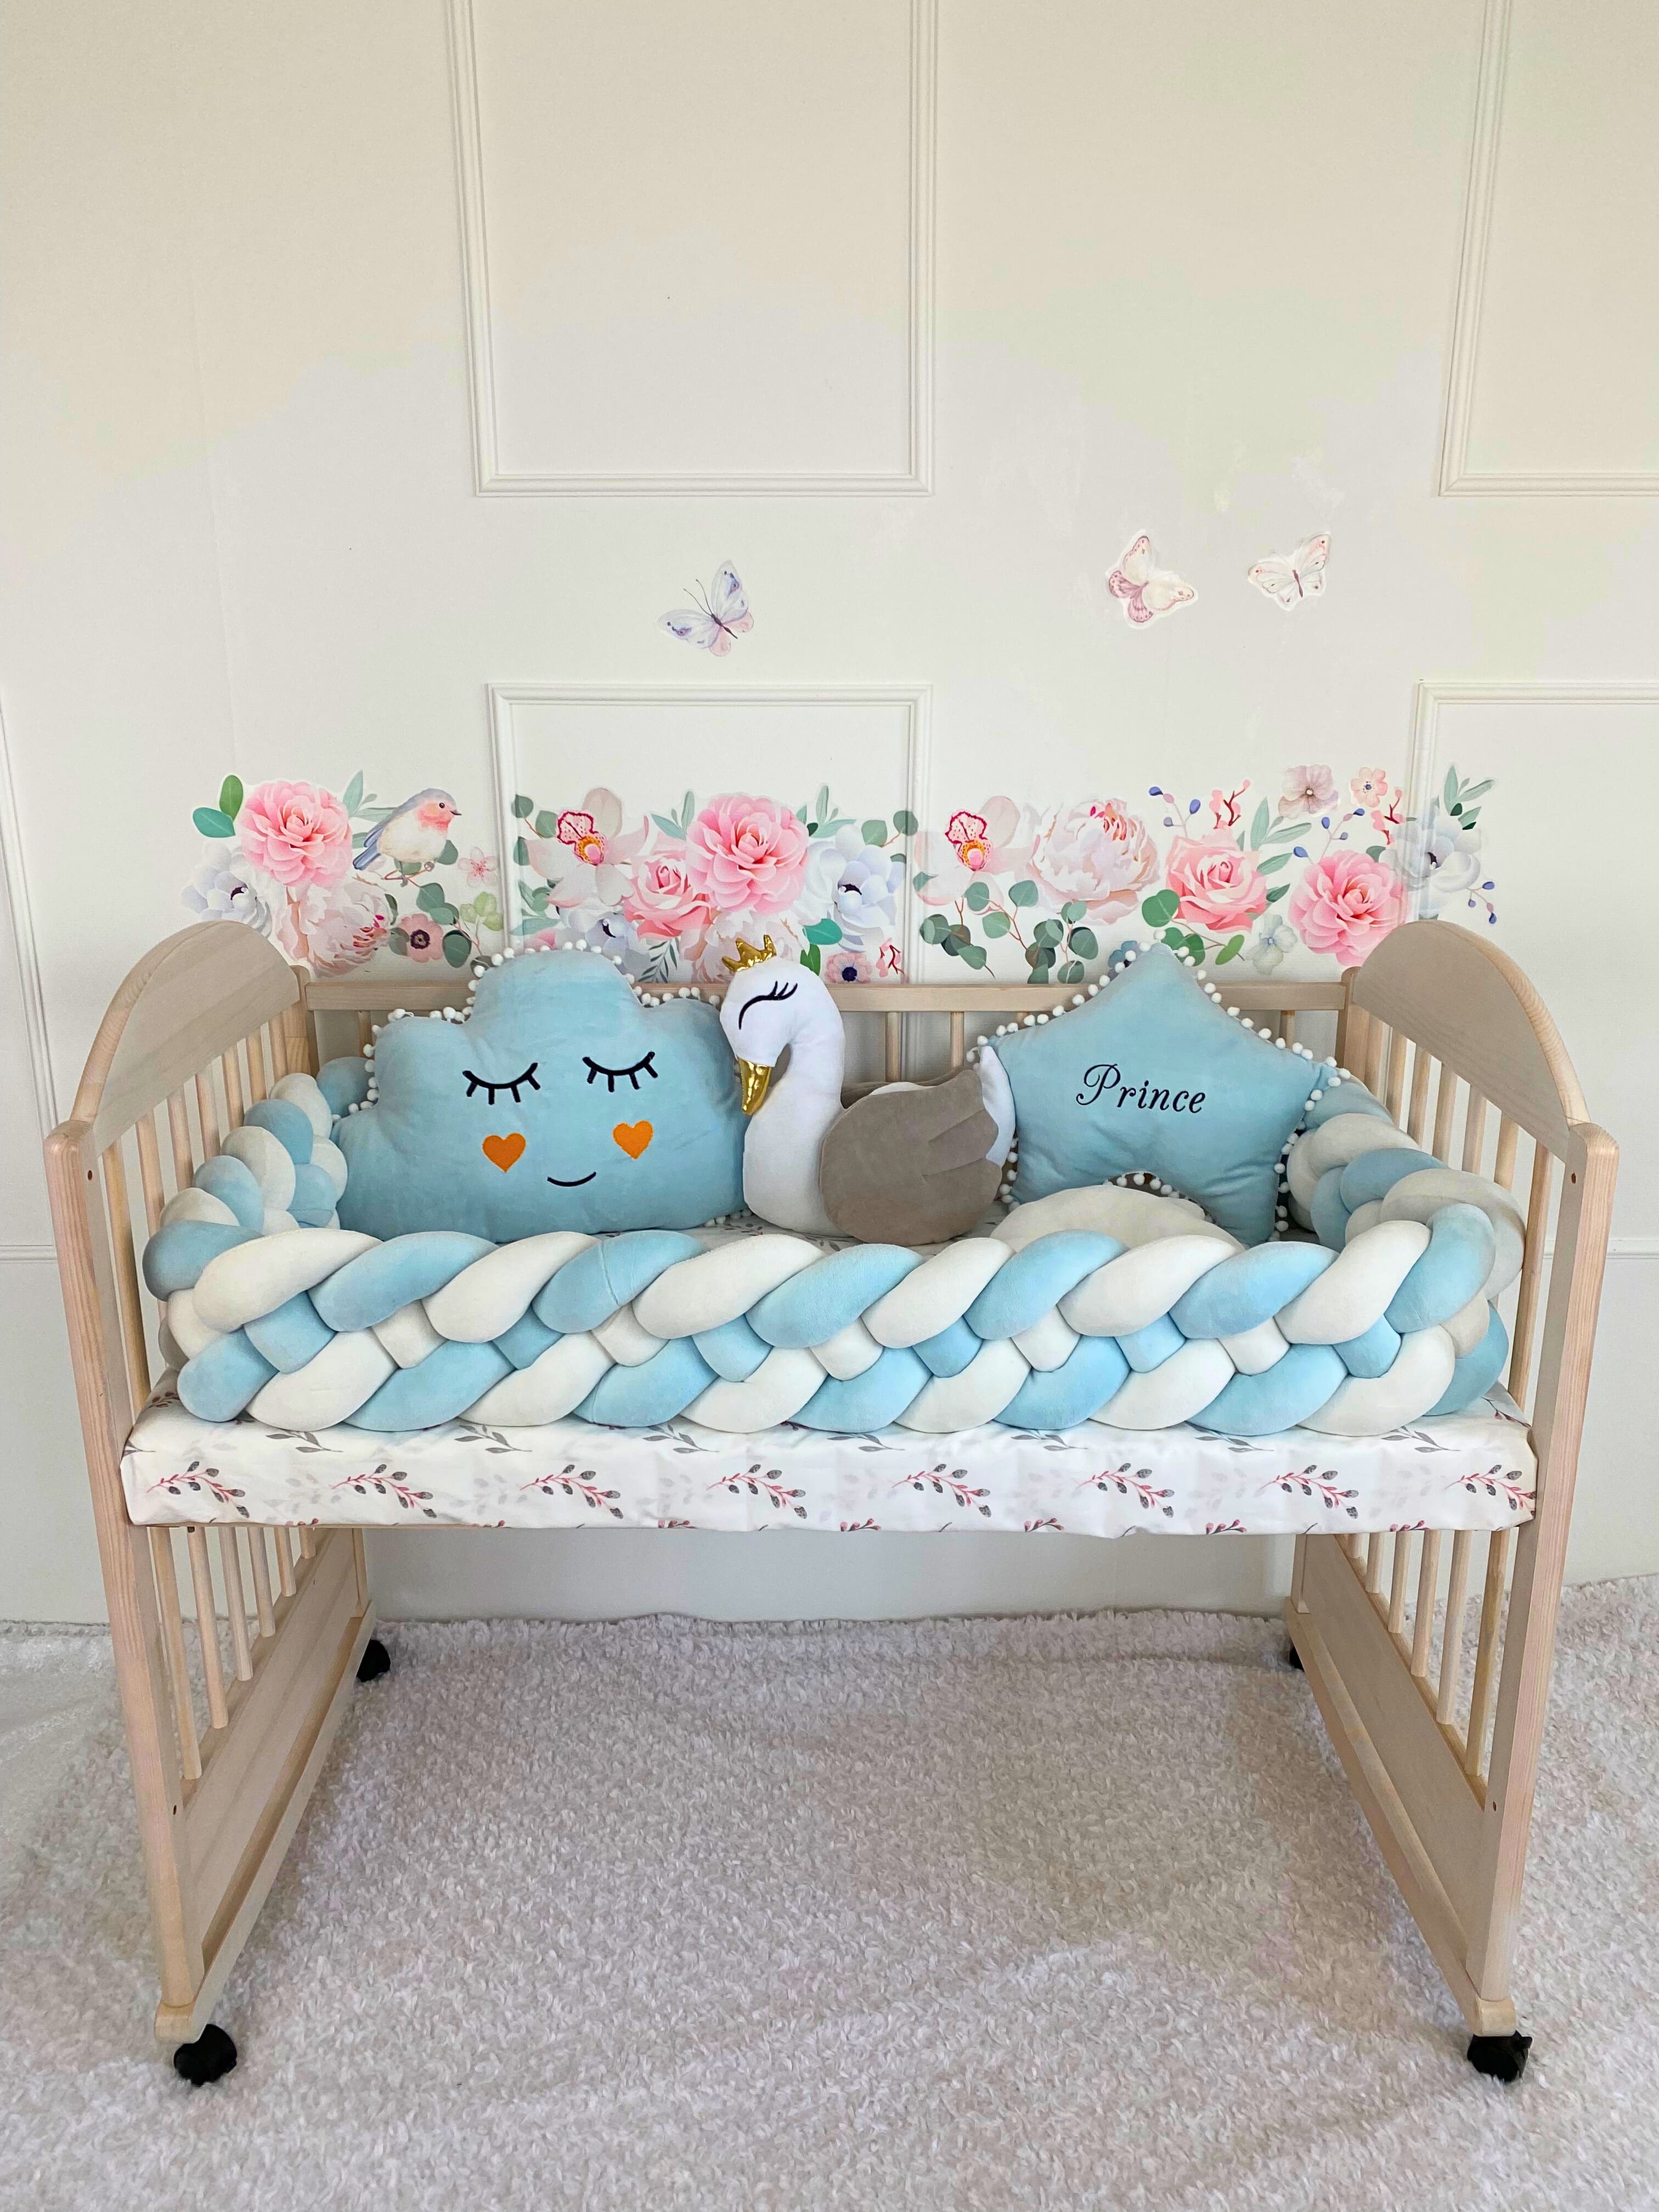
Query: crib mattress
xmin=122 ymin=1381 xmax=1534 ymax=1538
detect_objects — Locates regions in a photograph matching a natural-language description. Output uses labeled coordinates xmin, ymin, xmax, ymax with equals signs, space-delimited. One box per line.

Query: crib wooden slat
xmin=1461 ymin=1091 xmax=1489 ymax=1173
xmin=1493 ymin=1115 xmax=1519 ymax=1191
xmin=298 ymin=1525 xmax=315 ymax=1561
xmin=194 ymin=1070 xmax=221 ymax=1160
xmin=1411 ymin=1531 xmax=1442 ymax=1679
xmin=1508 ymin=1147 xmax=1554 ymax=1403
xmin=1364 ymin=1018 xmax=1389 ymax=1096
xmin=167 ymin=1090 xmax=195 ymax=1191
xmin=134 ymin=1113 xmax=166 ymax=1238
xmin=1280 ymin=1011 xmax=1296 ymax=1049
xmin=218 ymin=1527 xmax=254 ymax=1683
xmin=247 ymin=1031 xmax=268 ymax=1103
xmin=1387 ymin=1531 xmax=1413 ymax=1637
xmin=949 ymin=1011 xmax=965 ymax=1069
xmin=186 ymin=1525 xmax=229 ymax=1732
xmin=267 ymin=1019 xmax=288 ymax=1081
xmin=1384 ymin=1031 xmax=1408 ymax=1120
xmin=102 ymin=1143 xmax=151 ymax=1404
xmin=1432 ymin=1066 xmax=1458 ymax=1163
xmin=221 ymin=1047 xmax=245 ymax=1131
xmin=149 ymin=1528 xmax=202 ymax=1782
xmin=1364 ymin=1532 xmax=1385 ymax=1594
xmin=1407 ymin=1047 xmax=1432 ymax=1145
xmin=884 ymin=1011 xmax=901 ymax=1084
xmin=356 ymin=1012 xmax=373 ymax=1054
xmin=275 ymin=1527 xmax=297 ymax=1599
xmin=1465 ymin=1528 xmax=1512 ymax=1781
xmin=1436 ymin=1530 xmax=1474 ymax=1725
xmin=247 ymin=1526 xmax=276 ymax=1641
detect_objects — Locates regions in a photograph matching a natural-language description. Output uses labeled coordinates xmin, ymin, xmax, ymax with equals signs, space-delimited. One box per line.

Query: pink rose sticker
xmin=622 ymin=850 xmax=714 ymax=944
xmin=685 ymin=793 xmax=809 ymax=917
xmin=1286 ymin=850 xmax=1403 ymax=968
xmin=1163 ymin=834 xmax=1268 ymax=936
xmin=237 ymin=780 xmax=352 ymax=890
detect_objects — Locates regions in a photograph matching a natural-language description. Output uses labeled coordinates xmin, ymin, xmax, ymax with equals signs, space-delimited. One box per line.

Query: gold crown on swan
xmin=722 ymin=934 xmax=777 ymax=975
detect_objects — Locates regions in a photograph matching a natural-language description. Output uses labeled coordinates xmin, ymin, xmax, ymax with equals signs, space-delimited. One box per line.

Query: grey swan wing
xmin=818 ymin=1070 xmax=1001 ymax=1246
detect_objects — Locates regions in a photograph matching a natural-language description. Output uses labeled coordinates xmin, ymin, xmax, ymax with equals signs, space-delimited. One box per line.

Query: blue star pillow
xmin=335 ymin=950 xmax=743 ymax=1239
xmin=990 ymin=946 xmax=1331 ymax=1245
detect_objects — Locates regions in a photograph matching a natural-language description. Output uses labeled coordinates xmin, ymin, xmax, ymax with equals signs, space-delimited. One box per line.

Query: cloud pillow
xmin=335 ymin=950 xmax=744 ymax=1239
xmin=990 ymin=945 xmax=1331 ymax=1245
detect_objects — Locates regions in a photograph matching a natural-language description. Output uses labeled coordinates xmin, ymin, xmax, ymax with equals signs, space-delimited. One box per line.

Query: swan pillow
xmin=990 ymin=945 xmax=1332 ymax=1245
xmin=334 ymin=949 xmax=744 ymax=1239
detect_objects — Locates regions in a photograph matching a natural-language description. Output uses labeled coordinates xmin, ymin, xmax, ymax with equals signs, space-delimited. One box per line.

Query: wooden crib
xmin=43 ymin=918 xmax=1616 ymax=2082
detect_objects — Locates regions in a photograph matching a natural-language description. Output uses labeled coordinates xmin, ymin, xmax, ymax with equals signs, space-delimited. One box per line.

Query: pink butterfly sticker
xmin=1107 ymin=534 xmax=1197 ymax=626
xmin=659 ymin=563 xmax=753 ymax=656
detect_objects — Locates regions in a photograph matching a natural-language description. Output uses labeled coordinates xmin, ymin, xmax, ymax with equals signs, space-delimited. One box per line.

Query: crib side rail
xmin=46 ymin=922 xmax=368 ymax=2042
xmin=1291 ymin=919 xmax=1617 ymax=2029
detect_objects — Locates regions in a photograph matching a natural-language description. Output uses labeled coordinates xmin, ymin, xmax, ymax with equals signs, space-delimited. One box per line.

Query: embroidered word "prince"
xmin=1077 ymin=1062 xmax=1205 ymax=1114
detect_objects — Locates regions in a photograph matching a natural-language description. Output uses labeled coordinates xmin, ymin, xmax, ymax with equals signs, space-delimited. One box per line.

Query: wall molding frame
xmin=448 ymin=0 xmax=936 ymax=498
xmin=1436 ymin=0 xmax=1659 ymax=497
xmin=1404 ymin=682 xmax=1659 ymax=904
xmin=487 ymin=682 xmax=932 ymax=956
xmin=0 ymin=699 xmax=59 ymax=1139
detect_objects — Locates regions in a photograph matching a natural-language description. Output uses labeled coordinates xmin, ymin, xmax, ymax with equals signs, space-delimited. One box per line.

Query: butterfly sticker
xmin=1248 ymin=534 xmax=1330 ymax=609
xmin=660 ymin=563 xmax=753 ymax=655
xmin=1107 ymin=535 xmax=1197 ymax=626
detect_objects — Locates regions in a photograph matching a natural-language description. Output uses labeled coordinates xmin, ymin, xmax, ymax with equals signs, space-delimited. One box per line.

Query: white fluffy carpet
xmin=3 ymin=1585 xmax=1658 ymax=2212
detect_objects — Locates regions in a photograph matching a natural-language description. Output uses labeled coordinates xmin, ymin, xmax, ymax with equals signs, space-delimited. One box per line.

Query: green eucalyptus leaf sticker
xmin=893 ymin=808 xmax=919 ymax=836
xmin=964 ymin=880 xmax=991 ymax=912
xmin=416 ymin=881 xmax=448 ymax=913
xmin=438 ymin=840 xmax=459 ymax=867
xmin=803 ymin=918 xmax=843 ymax=946
xmin=534 ymin=810 xmax=558 ymax=840
xmin=981 ymin=909 xmax=1011 ymax=939
xmin=193 ymin=807 xmax=236 ymax=839
xmin=1141 ymin=889 xmax=1179 ymax=928
xmin=218 ymin=775 xmax=244 ymax=821
xmin=960 ymin=941 xmax=988 ymax=969
xmin=1249 ymin=800 xmax=1270 ymax=850
xmin=1033 ymin=918 xmax=1063 ymax=949
xmin=512 ymin=793 xmax=534 ymax=819
xmin=1066 ymin=925 xmax=1098 ymax=958
xmin=442 ymin=929 xmax=472 ymax=968
xmin=860 ymin=819 xmax=887 ymax=848
xmin=1007 ymin=879 xmax=1039 ymax=909
xmin=1215 ymin=934 xmax=1244 ymax=965
xmin=1060 ymin=901 xmax=1086 ymax=924
xmin=919 ymin=913 xmax=950 ymax=944
xmin=342 ymin=770 xmax=364 ymax=816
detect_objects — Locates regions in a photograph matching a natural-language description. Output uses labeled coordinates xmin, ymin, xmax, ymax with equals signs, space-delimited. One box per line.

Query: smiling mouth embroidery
xmin=546 ymin=1170 xmax=597 ymax=1187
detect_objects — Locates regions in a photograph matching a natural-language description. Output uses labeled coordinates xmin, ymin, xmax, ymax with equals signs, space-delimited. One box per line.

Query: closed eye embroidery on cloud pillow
xmin=334 ymin=950 xmax=743 ymax=1240
xmin=988 ymin=944 xmax=1333 ymax=1245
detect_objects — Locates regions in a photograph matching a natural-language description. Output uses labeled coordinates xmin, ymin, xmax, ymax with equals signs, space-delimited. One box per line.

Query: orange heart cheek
xmin=612 ymin=1121 xmax=653 ymax=1160
xmin=482 ymin=1133 xmax=526 ymax=1171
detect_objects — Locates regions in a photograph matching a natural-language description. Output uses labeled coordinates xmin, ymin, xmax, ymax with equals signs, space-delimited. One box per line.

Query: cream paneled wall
xmin=2 ymin=0 xmax=1655 ymax=1620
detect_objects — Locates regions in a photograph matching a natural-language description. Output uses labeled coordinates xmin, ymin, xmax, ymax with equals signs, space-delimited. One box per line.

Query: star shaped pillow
xmin=335 ymin=950 xmax=743 ymax=1240
xmin=989 ymin=945 xmax=1331 ymax=1245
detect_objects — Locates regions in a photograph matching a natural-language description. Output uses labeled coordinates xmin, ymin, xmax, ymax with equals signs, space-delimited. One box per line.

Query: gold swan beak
xmin=736 ymin=1058 xmax=772 ymax=1114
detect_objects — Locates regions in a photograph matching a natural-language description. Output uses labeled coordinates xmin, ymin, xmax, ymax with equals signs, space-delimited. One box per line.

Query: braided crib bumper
xmin=142 ymin=1062 xmax=1523 ymax=1439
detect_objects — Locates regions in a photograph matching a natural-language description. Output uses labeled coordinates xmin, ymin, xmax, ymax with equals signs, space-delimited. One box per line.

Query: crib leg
xmin=357 ymin=1637 xmax=391 ymax=1682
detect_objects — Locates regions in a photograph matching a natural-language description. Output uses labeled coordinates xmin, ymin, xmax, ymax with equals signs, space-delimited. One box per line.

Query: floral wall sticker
xmin=183 ymin=771 xmax=503 ymax=973
xmin=1247 ymin=533 xmax=1330 ymax=608
xmin=182 ymin=761 xmax=1496 ymax=985
xmin=659 ymin=562 xmax=753 ymax=654
xmin=1106 ymin=534 xmax=1197 ymax=625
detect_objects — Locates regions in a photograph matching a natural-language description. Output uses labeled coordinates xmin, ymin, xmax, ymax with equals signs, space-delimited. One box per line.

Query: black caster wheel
xmin=1467 ymin=2030 xmax=1532 ymax=2083
xmin=1283 ymin=1643 xmax=1304 ymax=1671
xmin=357 ymin=1637 xmax=391 ymax=1683
xmin=173 ymin=2023 xmax=237 ymax=2085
